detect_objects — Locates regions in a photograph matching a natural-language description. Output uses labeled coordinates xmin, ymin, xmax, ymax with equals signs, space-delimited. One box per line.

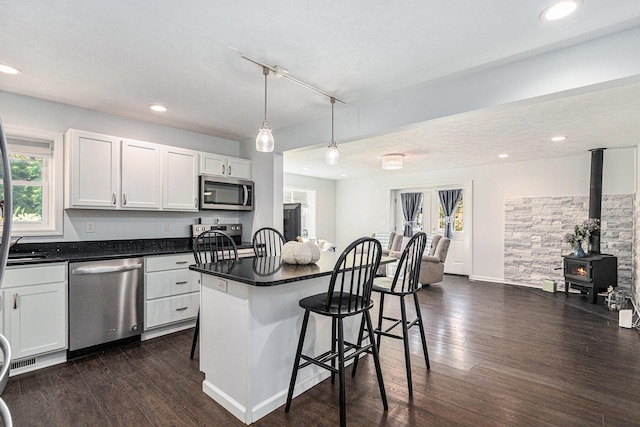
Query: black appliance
xmin=283 ymin=203 xmax=301 ymax=242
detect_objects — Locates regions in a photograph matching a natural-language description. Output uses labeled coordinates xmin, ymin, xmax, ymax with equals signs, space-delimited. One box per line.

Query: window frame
xmin=1 ymin=126 xmax=63 ymax=237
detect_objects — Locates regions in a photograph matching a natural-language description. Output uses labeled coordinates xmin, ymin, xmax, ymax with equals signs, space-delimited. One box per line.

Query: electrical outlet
xmin=86 ymin=222 xmax=95 ymax=233
xmin=165 ymin=221 xmax=172 ymax=232
xmin=518 ymin=264 xmax=524 ymax=272
xmin=216 ymin=279 xmax=228 ymax=293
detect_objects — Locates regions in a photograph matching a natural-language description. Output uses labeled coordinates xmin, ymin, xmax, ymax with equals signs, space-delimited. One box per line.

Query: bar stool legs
xmin=190 ymin=310 xmax=199 ymax=360
xmin=368 ymin=291 xmax=429 ymax=396
xmin=285 ymin=310 xmax=387 ymax=427
xmin=414 ymin=292 xmax=430 ymax=370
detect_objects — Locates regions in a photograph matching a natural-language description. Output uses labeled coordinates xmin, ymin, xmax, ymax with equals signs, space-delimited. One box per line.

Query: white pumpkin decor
xmin=281 ymin=241 xmax=321 ymax=265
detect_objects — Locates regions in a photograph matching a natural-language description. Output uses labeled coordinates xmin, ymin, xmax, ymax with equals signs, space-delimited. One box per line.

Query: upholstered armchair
xmin=416 ymin=235 xmax=450 ymax=285
xmin=386 ymin=234 xmax=451 ymax=285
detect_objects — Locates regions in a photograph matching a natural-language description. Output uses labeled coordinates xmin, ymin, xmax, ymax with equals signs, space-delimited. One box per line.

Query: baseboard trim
xmin=469 ymin=275 xmax=504 ymax=284
xmin=142 ymin=318 xmax=196 ymax=341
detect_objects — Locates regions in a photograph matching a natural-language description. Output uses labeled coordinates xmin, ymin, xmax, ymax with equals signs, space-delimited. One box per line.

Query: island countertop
xmin=189 ymin=252 xmax=394 ymax=286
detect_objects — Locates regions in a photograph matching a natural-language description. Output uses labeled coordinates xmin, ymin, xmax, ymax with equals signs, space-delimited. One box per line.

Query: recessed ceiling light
xmin=551 ymin=136 xmax=567 ymax=141
xmin=541 ymin=1 xmax=580 ymax=21
xmin=341 ymin=174 xmax=347 ymax=177
xmin=498 ymin=154 xmax=509 ymax=159
xmin=303 ymin=167 xmax=310 ymax=170
xmin=149 ymin=104 xmax=167 ymax=112
xmin=0 ymin=63 xmax=21 ymax=75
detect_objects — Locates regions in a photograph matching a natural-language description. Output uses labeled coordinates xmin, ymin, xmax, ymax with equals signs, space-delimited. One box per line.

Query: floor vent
xmin=11 ymin=357 xmax=37 ymax=370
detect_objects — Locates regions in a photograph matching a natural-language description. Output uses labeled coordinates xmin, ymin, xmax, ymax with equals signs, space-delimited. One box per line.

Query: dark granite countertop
xmin=6 ymin=238 xmax=253 ymax=266
xmin=190 ymin=253 xmax=395 ymax=287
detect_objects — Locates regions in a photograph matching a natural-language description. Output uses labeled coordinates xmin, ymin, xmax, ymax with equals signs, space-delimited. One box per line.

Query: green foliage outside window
xmin=0 ymin=154 xmax=44 ymax=222
xmin=438 ymin=196 xmax=464 ymax=232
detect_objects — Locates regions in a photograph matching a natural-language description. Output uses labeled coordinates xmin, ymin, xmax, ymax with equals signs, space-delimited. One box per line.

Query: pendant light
xmin=256 ymin=66 xmax=274 ymax=152
xmin=325 ymin=97 xmax=339 ymax=165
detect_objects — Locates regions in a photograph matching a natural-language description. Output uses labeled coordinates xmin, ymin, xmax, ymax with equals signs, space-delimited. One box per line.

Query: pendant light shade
xmin=256 ymin=125 xmax=274 ymax=152
xmin=325 ymin=97 xmax=339 ymax=165
xmin=256 ymin=67 xmax=274 ymax=152
xmin=325 ymin=143 xmax=340 ymax=165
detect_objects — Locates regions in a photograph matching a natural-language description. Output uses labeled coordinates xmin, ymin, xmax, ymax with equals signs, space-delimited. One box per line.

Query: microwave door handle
xmin=243 ymin=185 xmax=249 ymax=206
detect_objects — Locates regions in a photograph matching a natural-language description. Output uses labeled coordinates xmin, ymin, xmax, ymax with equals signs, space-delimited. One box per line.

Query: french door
xmin=393 ymin=184 xmax=471 ymax=276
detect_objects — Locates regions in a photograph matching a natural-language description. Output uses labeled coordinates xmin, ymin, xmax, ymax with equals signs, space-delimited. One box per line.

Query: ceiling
xmin=2 ymin=1 xmax=640 ymax=179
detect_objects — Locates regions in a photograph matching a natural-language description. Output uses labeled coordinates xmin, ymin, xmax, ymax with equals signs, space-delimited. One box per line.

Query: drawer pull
xmin=13 ymin=293 xmax=17 ymax=309
xmin=175 ymin=261 xmax=188 ymax=265
xmin=175 ymin=281 xmax=188 ymax=285
xmin=175 ymin=307 xmax=188 ymax=311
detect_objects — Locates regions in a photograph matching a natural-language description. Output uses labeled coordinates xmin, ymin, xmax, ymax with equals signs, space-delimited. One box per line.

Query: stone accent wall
xmin=634 ymin=194 xmax=639 ymax=304
xmin=504 ymin=195 xmax=633 ymax=290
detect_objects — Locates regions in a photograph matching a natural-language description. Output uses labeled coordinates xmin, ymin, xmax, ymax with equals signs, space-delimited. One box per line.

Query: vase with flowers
xmin=562 ymin=218 xmax=600 ymax=258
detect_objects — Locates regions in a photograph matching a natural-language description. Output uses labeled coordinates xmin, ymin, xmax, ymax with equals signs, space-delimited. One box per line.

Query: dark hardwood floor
xmin=4 ymin=275 xmax=640 ymax=426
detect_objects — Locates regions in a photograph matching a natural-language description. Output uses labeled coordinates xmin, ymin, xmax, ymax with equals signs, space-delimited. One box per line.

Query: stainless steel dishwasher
xmin=69 ymin=257 xmax=144 ymax=353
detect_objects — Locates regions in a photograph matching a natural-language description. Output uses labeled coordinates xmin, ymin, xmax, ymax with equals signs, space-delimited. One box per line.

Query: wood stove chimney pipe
xmin=588 ymin=148 xmax=605 ymax=254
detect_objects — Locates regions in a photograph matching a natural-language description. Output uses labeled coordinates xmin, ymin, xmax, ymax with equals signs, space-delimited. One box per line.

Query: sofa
xmin=375 ymin=232 xmax=450 ymax=285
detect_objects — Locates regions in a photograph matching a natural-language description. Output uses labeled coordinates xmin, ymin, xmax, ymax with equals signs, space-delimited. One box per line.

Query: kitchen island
xmin=190 ymin=253 xmax=391 ymax=424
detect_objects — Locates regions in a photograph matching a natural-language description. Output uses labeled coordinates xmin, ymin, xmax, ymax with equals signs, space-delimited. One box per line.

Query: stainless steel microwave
xmin=199 ymin=175 xmax=254 ymax=211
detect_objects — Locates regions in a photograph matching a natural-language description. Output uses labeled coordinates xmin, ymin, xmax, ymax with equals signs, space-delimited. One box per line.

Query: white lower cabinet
xmin=144 ymin=253 xmax=199 ymax=332
xmin=1 ymin=263 xmax=67 ymax=360
xmin=146 ymin=293 xmax=199 ymax=329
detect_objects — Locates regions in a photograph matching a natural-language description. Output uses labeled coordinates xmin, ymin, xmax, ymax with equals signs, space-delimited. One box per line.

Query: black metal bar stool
xmin=353 ymin=232 xmax=429 ymax=396
xmin=190 ymin=230 xmax=238 ymax=360
xmin=285 ymin=237 xmax=387 ymax=427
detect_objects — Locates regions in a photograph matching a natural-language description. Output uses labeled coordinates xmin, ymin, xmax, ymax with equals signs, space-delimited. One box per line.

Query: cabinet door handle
xmin=175 ymin=281 xmax=188 ymax=285
xmin=122 ymin=193 xmax=127 ymax=205
xmin=194 ymin=197 xmax=198 ymax=208
xmin=175 ymin=261 xmax=188 ymax=265
xmin=222 ymin=164 xmax=225 ymax=175
xmin=13 ymin=293 xmax=17 ymax=309
xmin=175 ymin=307 xmax=188 ymax=311
xmin=228 ymin=165 xmax=232 ymax=176
xmin=112 ymin=192 xmax=117 ymax=205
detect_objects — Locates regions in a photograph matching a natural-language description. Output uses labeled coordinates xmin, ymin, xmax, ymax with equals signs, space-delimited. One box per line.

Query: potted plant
xmin=562 ymin=218 xmax=600 ymax=258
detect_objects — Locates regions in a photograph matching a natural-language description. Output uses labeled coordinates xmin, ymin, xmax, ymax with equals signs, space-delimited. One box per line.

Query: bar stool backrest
xmin=0 ymin=334 xmax=10 ymax=395
xmin=326 ymin=237 xmax=382 ymax=314
xmin=391 ymin=232 xmax=427 ymax=293
xmin=0 ymin=333 xmax=12 ymax=426
xmin=193 ymin=230 xmax=238 ymax=264
xmin=252 ymin=227 xmax=285 ymax=257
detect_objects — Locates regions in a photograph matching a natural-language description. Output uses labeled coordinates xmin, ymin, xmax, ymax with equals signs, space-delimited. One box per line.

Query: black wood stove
xmin=561 ymin=149 xmax=619 ymax=304
xmin=563 ymin=254 xmax=617 ymax=303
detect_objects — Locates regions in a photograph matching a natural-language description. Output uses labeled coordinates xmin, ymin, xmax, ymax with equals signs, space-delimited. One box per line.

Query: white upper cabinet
xmin=65 ymin=130 xmax=162 ymax=210
xmin=162 ymin=146 xmax=198 ymax=211
xmin=227 ymin=157 xmax=252 ymax=180
xmin=65 ymin=129 xmax=250 ymax=211
xmin=200 ymin=152 xmax=252 ymax=180
xmin=200 ymin=153 xmax=227 ymax=177
xmin=121 ymin=138 xmax=162 ymax=209
xmin=65 ymin=129 xmax=120 ymax=208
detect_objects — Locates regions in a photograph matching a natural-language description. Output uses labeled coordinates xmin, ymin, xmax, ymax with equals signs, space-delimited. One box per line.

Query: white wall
xmin=0 ymin=91 xmax=248 ymax=243
xmin=336 ymin=147 xmax=635 ymax=282
xmin=283 ymin=174 xmax=337 ymax=246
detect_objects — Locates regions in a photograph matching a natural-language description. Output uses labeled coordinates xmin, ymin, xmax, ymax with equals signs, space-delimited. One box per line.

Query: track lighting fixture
xmin=325 ymin=97 xmax=339 ymax=166
xmin=256 ymin=66 xmax=274 ymax=152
